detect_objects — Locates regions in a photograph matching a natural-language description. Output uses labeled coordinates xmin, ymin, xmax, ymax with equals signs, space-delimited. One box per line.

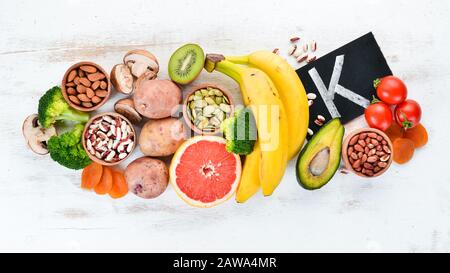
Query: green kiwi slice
xmin=168 ymin=44 xmax=205 ymax=84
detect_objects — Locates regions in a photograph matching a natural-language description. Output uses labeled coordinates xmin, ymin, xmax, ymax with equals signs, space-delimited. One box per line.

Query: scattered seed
xmin=288 ymin=45 xmax=297 ymax=56
xmin=307 ymin=93 xmax=317 ymax=100
xmin=311 ymin=40 xmax=317 ymax=52
xmin=290 ymin=37 xmax=300 ymax=42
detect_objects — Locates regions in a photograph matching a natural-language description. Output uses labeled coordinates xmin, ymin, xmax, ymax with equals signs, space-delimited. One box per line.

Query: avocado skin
xmin=296 ymin=118 xmax=344 ymax=190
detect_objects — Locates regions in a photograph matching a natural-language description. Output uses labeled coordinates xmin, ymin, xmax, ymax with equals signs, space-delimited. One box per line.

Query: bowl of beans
xmin=342 ymin=128 xmax=394 ymax=178
xmin=61 ymin=61 xmax=111 ymax=111
xmin=82 ymin=112 xmax=136 ymax=166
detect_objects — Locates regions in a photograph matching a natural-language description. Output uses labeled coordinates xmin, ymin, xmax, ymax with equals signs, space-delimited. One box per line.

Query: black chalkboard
xmin=296 ymin=32 xmax=392 ymax=136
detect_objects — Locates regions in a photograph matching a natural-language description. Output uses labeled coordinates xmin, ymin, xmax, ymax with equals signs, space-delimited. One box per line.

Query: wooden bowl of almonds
xmin=61 ymin=61 xmax=111 ymax=112
xmin=183 ymin=83 xmax=234 ymax=135
xmin=342 ymin=127 xmax=393 ymax=178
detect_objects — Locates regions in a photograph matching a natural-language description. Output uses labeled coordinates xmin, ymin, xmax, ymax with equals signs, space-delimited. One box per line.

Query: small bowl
xmin=342 ymin=127 xmax=393 ymax=178
xmin=82 ymin=112 xmax=136 ymax=166
xmin=61 ymin=61 xmax=111 ymax=112
xmin=182 ymin=83 xmax=234 ymax=135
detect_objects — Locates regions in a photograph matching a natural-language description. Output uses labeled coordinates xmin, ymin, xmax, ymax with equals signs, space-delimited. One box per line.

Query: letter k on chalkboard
xmin=296 ymin=32 xmax=392 ymax=137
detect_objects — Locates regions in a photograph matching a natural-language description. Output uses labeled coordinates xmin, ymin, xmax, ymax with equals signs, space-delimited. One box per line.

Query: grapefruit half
xmin=170 ymin=136 xmax=241 ymax=208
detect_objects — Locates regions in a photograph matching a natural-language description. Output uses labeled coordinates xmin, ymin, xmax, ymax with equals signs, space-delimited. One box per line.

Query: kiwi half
xmin=168 ymin=44 xmax=204 ymax=84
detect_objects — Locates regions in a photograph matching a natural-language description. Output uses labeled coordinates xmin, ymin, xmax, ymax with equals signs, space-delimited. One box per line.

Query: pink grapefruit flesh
xmin=170 ymin=136 xmax=241 ymax=208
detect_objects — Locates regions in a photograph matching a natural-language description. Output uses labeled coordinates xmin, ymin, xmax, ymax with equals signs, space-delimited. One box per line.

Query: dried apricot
xmin=393 ymin=138 xmax=415 ymax=164
xmin=385 ymin=122 xmax=404 ymax=143
xmin=94 ymin=167 xmax=113 ymax=195
xmin=109 ymin=169 xmax=128 ymax=199
xmin=404 ymin=123 xmax=428 ymax=148
xmin=81 ymin=162 xmax=103 ymax=189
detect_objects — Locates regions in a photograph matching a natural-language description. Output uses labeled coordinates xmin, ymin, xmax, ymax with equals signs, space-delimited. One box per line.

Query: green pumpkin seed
xmin=215 ymin=97 xmax=223 ymax=104
xmin=195 ymin=90 xmax=202 ymax=97
xmin=205 ymin=97 xmax=216 ymax=105
xmin=223 ymin=95 xmax=229 ymax=103
xmin=188 ymin=95 xmax=195 ymax=101
xmin=214 ymin=90 xmax=223 ymax=96
xmin=193 ymin=95 xmax=203 ymax=101
xmin=201 ymin=89 xmax=209 ymax=96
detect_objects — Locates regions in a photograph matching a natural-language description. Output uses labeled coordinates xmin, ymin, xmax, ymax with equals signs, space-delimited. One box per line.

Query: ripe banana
xmin=205 ymin=55 xmax=288 ymax=196
xmin=227 ymin=51 xmax=309 ymax=160
xmin=236 ymin=142 xmax=260 ymax=203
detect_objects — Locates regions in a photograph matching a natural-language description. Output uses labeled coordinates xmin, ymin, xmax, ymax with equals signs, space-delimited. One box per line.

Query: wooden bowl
xmin=182 ymin=83 xmax=234 ymax=135
xmin=61 ymin=61 xmax=111 ymax=112
xmin=342 ymin=127 xmax=393 ymax=178
xmin=82 ymin=112 xmax=136 ymax=166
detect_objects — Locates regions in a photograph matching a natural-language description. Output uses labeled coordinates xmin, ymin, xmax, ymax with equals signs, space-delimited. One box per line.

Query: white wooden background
xmin=1 ymin=0 xmax=449 ymax=252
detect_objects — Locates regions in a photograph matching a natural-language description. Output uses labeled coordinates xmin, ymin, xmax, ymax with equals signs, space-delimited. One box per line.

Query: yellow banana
xmin=205 ymin=55 xmax=288 ymax=196
xmin=236 ymin=142 xmax=260 ymax=203
xmin=227 ymin=51 xmax=309 ymax=160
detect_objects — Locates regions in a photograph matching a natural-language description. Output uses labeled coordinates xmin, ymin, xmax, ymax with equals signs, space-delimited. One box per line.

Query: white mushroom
xmin=123 ymin=49 xmax=159 ymax=79
xmin=22 ymin=114 xmax=57 ymax=155
xmin=114 ymin=98 xmax=142 ymax=124
xmin=111 ymin=49 xmax=159 ymax=95
xmin=110 ymin=64 xmax=134 ymax=95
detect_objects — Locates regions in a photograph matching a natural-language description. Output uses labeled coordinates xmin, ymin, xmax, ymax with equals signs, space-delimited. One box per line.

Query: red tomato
xmin=395 ymin=99 xmax=422 ymax=129
xmin=365 ymin=102 xmax=393 ymax=131
xmin=375 ymin=76 xmax=408 ymax=105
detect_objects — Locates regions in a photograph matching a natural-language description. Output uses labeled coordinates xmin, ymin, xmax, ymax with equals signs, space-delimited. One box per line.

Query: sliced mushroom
xmin=123 ymin=49 xmax=159 ymax=79
xmin=22 ymin=114 xmax=57 ymax=155
xmin=114 ymin=98 xmax=142 ymax=124
xmin=111 ymin=50 xmax=159 ymax=95
xmin=111 ymin=64 xmax=134 ymax=95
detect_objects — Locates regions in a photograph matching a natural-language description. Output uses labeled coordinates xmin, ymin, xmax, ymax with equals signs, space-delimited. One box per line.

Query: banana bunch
xmin=204 ymin=51 xmax=309 ymax=202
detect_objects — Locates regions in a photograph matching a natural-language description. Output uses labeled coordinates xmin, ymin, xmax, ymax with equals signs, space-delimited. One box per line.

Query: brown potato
xmin=125 ymin=157 xmax=169 ymax=199
xmin=139 ymin=118 xmax=187 ymax=157
xmin=133 ymin=79 xmax=181 ymax=119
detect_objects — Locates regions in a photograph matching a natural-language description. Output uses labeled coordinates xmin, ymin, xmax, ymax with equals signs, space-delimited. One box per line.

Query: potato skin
xmin=125 ymin=157 xmax=168 ymax=199
xmin=139 ymin=118 xmax=187 ymax=157
xmin=133 ymin=79 xmax=181 ymax=119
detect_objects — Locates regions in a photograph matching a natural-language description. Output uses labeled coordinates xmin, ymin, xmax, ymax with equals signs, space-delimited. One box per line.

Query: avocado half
xmin=296 ymin=118 xmax=344 ymax=190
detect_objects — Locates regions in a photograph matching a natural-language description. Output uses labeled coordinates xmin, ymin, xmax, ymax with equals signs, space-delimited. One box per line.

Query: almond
xmin=95 ymin=90 xmax=108 ymax=98
xmin=69 ymin=95 xmax=81 ymax=105
xmin=86 ymin=88 xmax=95 ymax=98
xmin=100 ymin=81 xmax=107 ymax=89
xmin=91 ymin=81 xmax=100 ymax=90
xmin=67 ymin=70 xmax=77 ymax=82
xmin=77 ymin=93 xmax=90 ymax=102
xmin=76 ymin=85 xmax=86 ymax=94
xmin=88 ymin=72 xmax=106 ymax=82
xmin=79 ymin=77 xmax=91 ymax=87
xmin=80 ymin=65 xmax=97 ymax=73
xmin=91 ymin=96 xmax=102 ymax=104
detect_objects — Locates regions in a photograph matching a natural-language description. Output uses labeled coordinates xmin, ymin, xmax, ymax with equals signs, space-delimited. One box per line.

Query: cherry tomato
xmin=365 ymin=102 xmax=393 ymax=131
xmin=395 ymin=99 xmax=422 ymax=129
xmin=375 ymin=76 xmax=408 ymax=105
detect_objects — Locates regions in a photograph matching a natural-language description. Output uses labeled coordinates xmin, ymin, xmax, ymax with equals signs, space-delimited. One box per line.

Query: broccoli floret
xmin=38 ymin=86 xmax=89 ymax=128
xmin=221 ymin=107 xmax=257 ymax=155
xmin=47 ymin=124 xmax=92 ymax=170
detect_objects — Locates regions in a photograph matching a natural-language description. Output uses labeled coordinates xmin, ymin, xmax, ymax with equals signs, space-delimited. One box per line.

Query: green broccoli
xmin=221 ymin=107 xmax=257 ymax=155
xmin=38 ymin=86 xmax=89 ymax=128
xmin=47 ymin=124 xmax=92 ymax=170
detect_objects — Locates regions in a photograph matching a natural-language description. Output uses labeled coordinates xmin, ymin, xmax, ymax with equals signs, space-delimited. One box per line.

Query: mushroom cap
xmin=123 ymin=49 xmax=159 ymax=79
xmin=114 ymin=98 xmax=142 ymax=124
xmin=111 ymin=64 xmax=134 ymax=95
xmin=22 ymin=114 xmax=57 ymax=155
